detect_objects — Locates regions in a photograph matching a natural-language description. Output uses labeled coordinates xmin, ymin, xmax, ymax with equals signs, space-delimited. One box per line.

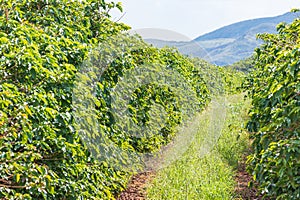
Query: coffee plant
xmin=246 ymin=12 xmax=300 ymax=199
xmin=0 ymin=0 xmax=130 ymax=199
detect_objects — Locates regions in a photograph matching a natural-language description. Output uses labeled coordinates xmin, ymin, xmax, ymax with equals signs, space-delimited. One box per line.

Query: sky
xmin=111 ymin=0 xmax=300 ymax=40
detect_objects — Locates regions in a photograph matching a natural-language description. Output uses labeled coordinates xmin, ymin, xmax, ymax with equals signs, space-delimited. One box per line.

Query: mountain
xmin=145 ymin=12 xmax=298 ymax=66
xmin=194 ymin=12 xmax=297 ymax=41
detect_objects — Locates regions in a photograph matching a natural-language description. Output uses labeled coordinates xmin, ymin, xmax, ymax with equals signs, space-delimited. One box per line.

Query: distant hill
xmin=145 ymin=12 xmax=299 ymax=66
xmin=194 ymin=12 xmax=297 ymax=41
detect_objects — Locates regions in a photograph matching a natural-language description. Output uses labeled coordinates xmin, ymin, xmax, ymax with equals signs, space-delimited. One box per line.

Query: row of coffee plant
xmin=0 ymin=1 xmax=230 ymax=199
xmin=245 ymin=11 xmax=300 ymax=199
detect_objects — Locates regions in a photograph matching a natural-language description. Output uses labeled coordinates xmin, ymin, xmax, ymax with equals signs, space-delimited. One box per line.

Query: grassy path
xmin=146 ymin=94 xmax=252 ymax=200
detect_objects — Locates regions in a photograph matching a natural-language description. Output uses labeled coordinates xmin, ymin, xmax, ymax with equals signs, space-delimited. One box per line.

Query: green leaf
xmin=16 ymin=174 xmax=21 ymax=183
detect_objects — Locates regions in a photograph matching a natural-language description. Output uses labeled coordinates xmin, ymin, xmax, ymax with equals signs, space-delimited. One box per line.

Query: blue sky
xmin=111 ymin=0 xmax=300 ymax=40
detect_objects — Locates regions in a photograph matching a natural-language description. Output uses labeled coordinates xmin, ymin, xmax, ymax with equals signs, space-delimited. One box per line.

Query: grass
xmin=146 ymin=94 xmax=251 ymax=200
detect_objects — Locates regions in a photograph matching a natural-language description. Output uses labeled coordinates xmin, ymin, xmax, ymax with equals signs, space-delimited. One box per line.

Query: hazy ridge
xmin=146 ymin=12 xmax=298 ymax=65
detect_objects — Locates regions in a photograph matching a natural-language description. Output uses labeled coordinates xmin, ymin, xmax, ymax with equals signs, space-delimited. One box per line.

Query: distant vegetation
xmin=227 ymin=57 xmax=255 ymax=73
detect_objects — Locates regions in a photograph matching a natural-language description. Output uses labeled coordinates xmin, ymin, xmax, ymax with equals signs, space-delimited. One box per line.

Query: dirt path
xmin=117 ymin=95 xmax=263 ymax=200
xmin=118 ymin=164 xmax=263 ymax=200
xmin=117 ymin=171 xmax=155 ymax=200
xmin=117 ymin=161 xmax=264 ymax=200
xmin=234 ymin=160 xmax=266 ymax=200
